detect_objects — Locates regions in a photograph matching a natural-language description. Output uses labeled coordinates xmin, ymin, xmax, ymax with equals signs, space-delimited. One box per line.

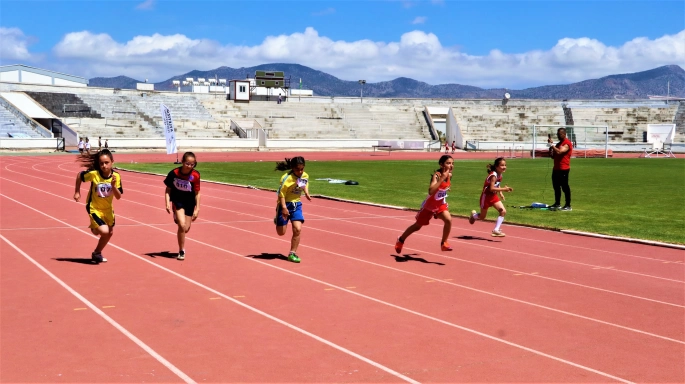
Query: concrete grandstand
xmin=0 ymin=65 xmax=683 ymax=153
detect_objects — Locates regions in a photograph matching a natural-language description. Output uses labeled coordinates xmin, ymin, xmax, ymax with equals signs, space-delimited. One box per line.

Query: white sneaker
xmin=491 ymin=230 xmax=506 ymax=237
xmin=469 ymin=210 xmax=476 ymax=225
xmin=177 ymin=250 xmax=185 ymax=260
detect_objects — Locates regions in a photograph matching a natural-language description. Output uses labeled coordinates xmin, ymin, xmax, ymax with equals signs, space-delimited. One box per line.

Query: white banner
xmin=160 ymin=104 xmax=177 ymax=154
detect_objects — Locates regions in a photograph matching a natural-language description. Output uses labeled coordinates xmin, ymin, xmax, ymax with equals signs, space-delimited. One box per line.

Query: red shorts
xmin=480 ymin=193 xmax=500 ymax=209
xmin=415 ymin=204 xmax=448 ymax=226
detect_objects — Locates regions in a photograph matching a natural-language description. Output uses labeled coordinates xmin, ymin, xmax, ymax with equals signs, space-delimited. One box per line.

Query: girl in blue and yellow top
xmin=275 ymin=157 xmax=311 ymax=263
xmin=73 ymin=149 xmax=123 ymax=263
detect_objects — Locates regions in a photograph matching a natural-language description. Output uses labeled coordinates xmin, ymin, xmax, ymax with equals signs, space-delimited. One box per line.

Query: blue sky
xmin=1 ymin=0 xmax=683 ymax=88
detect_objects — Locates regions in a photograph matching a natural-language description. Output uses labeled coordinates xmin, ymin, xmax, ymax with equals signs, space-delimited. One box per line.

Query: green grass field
xmin=122 ymin=158 xmax=685 ymax=244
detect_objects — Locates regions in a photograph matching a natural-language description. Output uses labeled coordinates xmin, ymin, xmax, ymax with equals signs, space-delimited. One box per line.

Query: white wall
xmin=136 ymin=83 xmax=155 ymax=91
xmin=54 ymin=78 xmax=87 ymax=87
xmin=0 ymin=138 xmax=60 ymax=149
xmin=0 ymin=92 xmax=54 ymax=118
xmin=21 ymin=71 xmax=52 ymax=85
xmin=0 ymin=71 xmax=19 ymax=82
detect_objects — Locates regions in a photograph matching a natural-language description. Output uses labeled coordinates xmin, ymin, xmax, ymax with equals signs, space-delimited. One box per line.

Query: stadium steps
xmin=0 ymin=102 xmax=43 ymax=138
xmin=23 ymin=92 xmax=102 ymax=118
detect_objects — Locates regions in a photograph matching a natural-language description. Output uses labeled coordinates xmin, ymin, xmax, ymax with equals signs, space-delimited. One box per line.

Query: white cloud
xmin=412 ymin=16 xmax=427 ymax=24
xmin=48 ymin=27 xmax=685 ymax=88
xmin=136 ymin=0 xmax=155 ymax=10
xmin=0 ymin=27 xmax=37 ymax=63
xmin=312 ymin=7 xmax=335 ymax=16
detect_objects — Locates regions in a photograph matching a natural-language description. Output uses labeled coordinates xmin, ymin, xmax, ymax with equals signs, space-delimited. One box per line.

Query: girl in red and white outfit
xmin=444 ymin=141 xmax=450 ymax=154
xmin=469 ymin=157 xmax=513 ymax=237
xmin=395 ymin=155 xmax=454 ymax=253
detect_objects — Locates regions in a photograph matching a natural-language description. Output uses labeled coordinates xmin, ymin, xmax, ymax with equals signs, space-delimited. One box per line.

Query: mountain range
xmin=89 ymin=64 xmax=685 ymax=100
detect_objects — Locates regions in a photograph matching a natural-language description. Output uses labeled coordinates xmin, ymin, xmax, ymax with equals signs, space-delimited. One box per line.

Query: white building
xmin=0 ymin=64 xmax=88 ymax=87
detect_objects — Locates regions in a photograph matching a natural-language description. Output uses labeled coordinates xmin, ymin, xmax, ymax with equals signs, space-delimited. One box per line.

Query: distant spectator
xmin=85 ymin=138 xmax=91 ymax=153
xmin=444 ymin=141 xmax=449 ymax=154
xmin=104 ymin=139 xmax=109 ymax=149
xmin=548 ymin=128 xmax=573 ymax=211
xmin=78 ymin=137 xmax=84 ymax=154
xmin=277 ymin=95 xmax=282 ymax=104
xmin=98 ymin=136 xmax=102 ymax=150
xmin=451 ymin=141 xmax=456 ymax=154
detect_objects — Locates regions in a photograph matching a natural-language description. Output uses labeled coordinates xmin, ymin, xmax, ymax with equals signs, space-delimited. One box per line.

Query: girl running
xmin=73 ymin=149 xmax=123 ymax=263
xmin=84 ymin=138 xmax=91 ymax=153
xmin=395 ymin=155 xmax=454 ymax=254
xmin=77 ymin=137 xmax=84 ymax=154
xmin=469 ymin=157 xmax=513 ymax=237
xmin=274 ymin=157 xmax=311 ymax=263
xmin=164 ymin=152 xmax=201 ymax=261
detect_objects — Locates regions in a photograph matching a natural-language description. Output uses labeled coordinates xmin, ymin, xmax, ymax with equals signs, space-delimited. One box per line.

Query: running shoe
xmin=469 ymin=210 xmax=476 ymax=225
xmin=394 ymin=237 xmax=404 ymax=254
xmin=560 ymin=206 xmax=572 ymax=211
xmin=92 ymin=251 xmax=107 ymax=263
xmin=441 ymin=242 xmax=453 ymax=251
xmin=287 ymin=252 xmax=301 ymax=263
xmin=491 ymin=230 xmax=506 ymax=237
xmin=177 ymin=250 xmax=185 ymax=260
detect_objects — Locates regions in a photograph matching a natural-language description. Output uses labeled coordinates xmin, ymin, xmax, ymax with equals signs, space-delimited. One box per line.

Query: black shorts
xmin=172 ymin=200 xmax=196 ymax=216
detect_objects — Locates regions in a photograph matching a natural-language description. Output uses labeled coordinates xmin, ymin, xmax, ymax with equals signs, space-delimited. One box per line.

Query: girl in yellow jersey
xmin=274 ymin=157 xmax=311 ymax=263
xmin=73 ymin=149 xmax=123 ymax=263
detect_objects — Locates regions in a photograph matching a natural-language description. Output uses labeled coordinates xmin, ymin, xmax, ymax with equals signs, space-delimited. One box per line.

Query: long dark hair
xmin=78 ymin=149 xmax=113 ymax=171
xmin=275 ymin=156 xmax=306 ymax=172
xmin=435 ymin=154 xmax=453 ymax=173
xmin=487 ymin=157 xmax=505 ymax=173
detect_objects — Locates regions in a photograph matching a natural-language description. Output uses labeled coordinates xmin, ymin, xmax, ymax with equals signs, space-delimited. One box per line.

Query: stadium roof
xmin=0 ymin=64 xmax=88 ymax=85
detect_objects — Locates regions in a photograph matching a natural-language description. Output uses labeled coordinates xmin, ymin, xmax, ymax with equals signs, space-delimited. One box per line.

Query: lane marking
xmin=102 ymin=306 xmax=115 ymax=309
xmin=0 ymin=234 xmax=196 ymax=384
xmin=74 ymin=308 xmax=87 ymax=311
xmin=112 ymin=168 xmax=685 ymax=264
xmin=0 ymin=193 xmax=639 ymax=383
xmin=209 ymin=297 xmax=221 ymax=300
xmin=233 ymin=295 xmax=245 ymax=298
xmin=0 ymin=194 xmax=419 ymax=384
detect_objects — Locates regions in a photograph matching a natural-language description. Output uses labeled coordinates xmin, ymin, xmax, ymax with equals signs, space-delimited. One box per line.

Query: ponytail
xmin=275 ymin=156 xmax=306 ymax=171
xmin=77 ymin=149 xmax=113 ymax=171
xmin=487 ymin=157 xmax=505 ymax=173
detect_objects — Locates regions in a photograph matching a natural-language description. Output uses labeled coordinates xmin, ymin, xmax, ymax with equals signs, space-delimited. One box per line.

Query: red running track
xmin=0 ymin=153 xmax=683 ymax=383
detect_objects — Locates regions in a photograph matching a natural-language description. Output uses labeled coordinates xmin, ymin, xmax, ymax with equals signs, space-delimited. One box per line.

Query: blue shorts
xmin=275 ymin=201 xmax=304 ymax=226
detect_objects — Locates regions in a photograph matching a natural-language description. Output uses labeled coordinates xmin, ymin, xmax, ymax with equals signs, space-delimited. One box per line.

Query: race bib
xmin=173 ymin=178 xmax=193 ymax=192
xmin=96 ymin=183 xmax=113 ymax=198
xmin=436 ymin=189 xmax=448 ymax=201
xmin=297 ymin=178 xmax=308 ymax=188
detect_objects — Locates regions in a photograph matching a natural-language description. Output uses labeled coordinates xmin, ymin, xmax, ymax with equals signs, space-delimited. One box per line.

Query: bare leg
xmin=436 ymin=210 xmax=452 ymax=244
xmin=290 ymin=221 xmax=303 ymax=253
xmin=175 ymin=209 xmax=188 ymax=251
xmin=400 ymin=222 xmax=423 ymax=242
xmin=93 ymin=225 xmax=112 ymax=253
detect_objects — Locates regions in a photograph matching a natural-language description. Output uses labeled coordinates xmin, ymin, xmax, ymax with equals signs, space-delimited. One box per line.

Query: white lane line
xmin=0 ymin=193 xmax=419 ymax=384
xmin=1 ymin=176 xmax=641 ymax=383
xmin=0 ymin=234 xmax=196 ymax=384
xmin=109 ymin=169 xmax=685 ymax=275
xmin=113 ymin=168 xmax=685 ymax=262
xmin=1 ymin=172 xmax=682 ymax=309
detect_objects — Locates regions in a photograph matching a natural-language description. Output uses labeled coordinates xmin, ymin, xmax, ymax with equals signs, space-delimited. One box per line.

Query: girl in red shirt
xmin=395 ymin=155 xmax=454 ymax=253
xmin=469 ymin=157 xmax=513 ymax=237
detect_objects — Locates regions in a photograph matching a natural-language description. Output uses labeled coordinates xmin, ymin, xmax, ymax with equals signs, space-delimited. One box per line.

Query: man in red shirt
xmin=548 ymin=128 xmax=573 ymax=211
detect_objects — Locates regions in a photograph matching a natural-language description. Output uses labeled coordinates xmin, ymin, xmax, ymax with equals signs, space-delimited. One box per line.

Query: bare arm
xmin=73 ymin=173 xmax=82 ymax=201
xmin=192 ymin=191 xmax=201 ymax=221
xmin=303 ymin=183 xmax=311 ymax=201
xmin=550 ymin=143 xmax=569 ymax=156
xmin=428 ymin=172 xmax=449 ymax=195
xmin=278 ymin=195 xmax=289 ymax=220
xmin=165 ymin=187 xmax=172 ymax=213
xmin=489 ymin=176 xmax=513 ymax=193
xmin=111 ymin=173 xmax=122 ymax=200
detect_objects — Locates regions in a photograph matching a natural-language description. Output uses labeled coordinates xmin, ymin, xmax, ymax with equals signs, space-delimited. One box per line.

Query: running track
xmin=0 ymin=153 xmax=683 ymax=383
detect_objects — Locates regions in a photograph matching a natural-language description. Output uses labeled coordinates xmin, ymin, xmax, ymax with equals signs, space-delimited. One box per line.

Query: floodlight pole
xmin=358 ymin=80 xmax=366 ymax=103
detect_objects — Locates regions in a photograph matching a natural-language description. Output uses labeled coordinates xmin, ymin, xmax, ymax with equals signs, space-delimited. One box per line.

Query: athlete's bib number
xmin=173 ymin=178 xmax=192 ymax=192
xmin=96 ymin=183 xmax=113 ymax=198
xmin=436 ymin=189 xmax=448 ymax=202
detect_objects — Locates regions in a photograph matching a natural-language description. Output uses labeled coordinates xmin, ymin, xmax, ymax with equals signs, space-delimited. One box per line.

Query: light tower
xmin=358 ymin=79 xmax=366 ymax=103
